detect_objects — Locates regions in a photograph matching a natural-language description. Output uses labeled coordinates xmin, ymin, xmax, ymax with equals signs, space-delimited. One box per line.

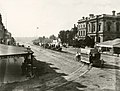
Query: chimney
xmin=86 ymin=17 xmax=88 ymax=20
xmin=112 ymin=10 xmax=116 ymax=16
xmin=117 ymin=12 xmax=120 ymax=16
xmin=89 ymin=14 xmax=94 ymax=18
xmin=74 ymin=24 xmax=76 ymax=28
xmin=82 ymin=16 xmax=85 ymax=19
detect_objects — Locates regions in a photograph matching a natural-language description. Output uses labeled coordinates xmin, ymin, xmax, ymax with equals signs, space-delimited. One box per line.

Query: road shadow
xmin=61 ymin=51 xmax=74 ymax=55
xmin=102 ymin=64 xmax=120 ymax=70
xmin=0 ymin=58 xmax=87 ymax=91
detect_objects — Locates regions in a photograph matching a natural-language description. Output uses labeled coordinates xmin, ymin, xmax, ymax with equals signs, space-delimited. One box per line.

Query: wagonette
xmin=79 ymin=48 xmax=104 ymax=67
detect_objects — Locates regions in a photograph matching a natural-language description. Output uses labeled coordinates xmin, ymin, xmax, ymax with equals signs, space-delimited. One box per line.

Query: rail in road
xmin=46 ymin=63 xmax=92 ymax=90
xmin=29 ymin=44 xmax=92 ymax=90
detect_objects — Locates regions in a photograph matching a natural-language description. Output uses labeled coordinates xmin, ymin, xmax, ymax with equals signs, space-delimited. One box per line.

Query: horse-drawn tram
xmin=0 ymin=44 xmax=35 ymax=84
xmin=80 ymin=48 xmax=104 ymax=67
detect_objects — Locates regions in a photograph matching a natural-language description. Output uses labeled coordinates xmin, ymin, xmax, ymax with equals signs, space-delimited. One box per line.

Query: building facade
xmin=77 ymin=11 xmax=120 ymax=43
xmin=77 ymin=17 xmax=87 ymax=40
xmin=0 ymin=13 xmax=15 ymax=45
xmin=0 ymin=14 xmax=5 ymax=43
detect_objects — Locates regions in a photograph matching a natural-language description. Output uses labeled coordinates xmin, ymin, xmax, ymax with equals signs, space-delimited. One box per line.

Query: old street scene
xmin=0 ymin=0 xmax=120 ymax=91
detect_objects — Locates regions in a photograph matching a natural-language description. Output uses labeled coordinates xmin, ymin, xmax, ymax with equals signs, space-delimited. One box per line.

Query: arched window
xmin=98 ymin=23 xmax=101 ymax=31
xmin=107 ymin=22 xmax=111 ymax=31
xmin=116 ymin=22 xmax=120 ymax=32
xmin=89 ymin=24 xmax=90 ymax=32
xmin=98 ymin=37 xmax=100 ymax=43
xmin=91 ymin=22 xmax=95 ymax=32
xmin=81 ymin=31 xmax=82 ymax=36
xmin=79 ymin=31 xmax=80 ymax=36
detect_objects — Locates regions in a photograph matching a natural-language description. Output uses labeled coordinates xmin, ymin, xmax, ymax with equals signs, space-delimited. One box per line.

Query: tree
xmin=58 ymin=24 xmax=78 ymax=46
xmin=58 ymin=30 xmax=67 ymax=44
xmin=49 ymin=35 xmax=56 ymax=40
xmin=84 ymin=36 xmax=95 ymax=48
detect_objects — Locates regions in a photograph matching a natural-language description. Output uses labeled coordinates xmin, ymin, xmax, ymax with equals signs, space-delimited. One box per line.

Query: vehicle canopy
xmin=81 ymin=48 xmax=99 ymax=55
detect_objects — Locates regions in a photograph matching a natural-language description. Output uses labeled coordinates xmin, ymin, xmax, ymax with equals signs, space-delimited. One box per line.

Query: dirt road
xmin=0 ymin=44 xmax=120 ymax=91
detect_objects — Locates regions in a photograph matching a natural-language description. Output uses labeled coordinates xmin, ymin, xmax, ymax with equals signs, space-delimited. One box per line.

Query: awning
xmin=0 ymin=44 xmax=33 ymax=58
xmin=96 ymin=38 xmax=120 ymax=48
xmin=113 ymin=43 xmax=120 ymax=48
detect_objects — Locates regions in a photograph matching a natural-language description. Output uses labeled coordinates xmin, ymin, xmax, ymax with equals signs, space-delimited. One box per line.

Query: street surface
xmin=0 ymin=43 xmax=120 ymax=91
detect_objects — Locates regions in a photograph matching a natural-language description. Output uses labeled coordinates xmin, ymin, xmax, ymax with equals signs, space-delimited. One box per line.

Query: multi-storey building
xmin=77 ymin=11 xmax=120 ymax=43
xmin=77 ymin=17 xmax=87 ymax=40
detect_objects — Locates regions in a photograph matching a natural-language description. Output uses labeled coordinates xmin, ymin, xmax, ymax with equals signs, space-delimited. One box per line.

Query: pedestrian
xmin=75 ymin=51 xmax=81 ymax=62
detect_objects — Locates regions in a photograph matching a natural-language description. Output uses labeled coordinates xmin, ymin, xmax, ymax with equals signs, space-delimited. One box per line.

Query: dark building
xmin=0 ymin=13 xmax=15 ymax=45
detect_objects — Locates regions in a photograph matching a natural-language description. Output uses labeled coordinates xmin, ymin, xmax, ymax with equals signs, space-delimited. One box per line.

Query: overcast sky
xmin=0 ymin=0 xmax=120 ymax=37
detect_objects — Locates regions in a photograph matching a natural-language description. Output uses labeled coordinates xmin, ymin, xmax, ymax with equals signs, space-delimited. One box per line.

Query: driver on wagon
xmin=75 ymin=51 xmax=81 ymax=62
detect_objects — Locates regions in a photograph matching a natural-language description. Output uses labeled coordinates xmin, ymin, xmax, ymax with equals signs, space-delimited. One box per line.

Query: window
xmin=116 ymin=22 xmax=120 ymax=32
xmin=91 ymin=23 xmax=95 ymax=33
xmin=79 ymin=24 xmax=81 ymax=29
xmin=98 ymin=23 xmax=101 ymax=31
xmin=83 ymin=24 xmax=85 ymax=28
xmin=107 ymin=22 xmax=111 ymax=31
xmin=89 ymin=24 xmax=90 ymax=32
xmin=78 ymin=24 xmax=80 ymax=29
xmin=83 ymin=31 xmax=85 ymax=36
xmin=79 ymin=31 xmax=80 ymax=36
xmin=81 ymin=31 xmax=82 ymax=36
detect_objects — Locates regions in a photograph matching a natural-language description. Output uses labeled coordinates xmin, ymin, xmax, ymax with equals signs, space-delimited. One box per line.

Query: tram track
xmin=46 ymin=63 xmax=92 ymax=91
xmin=30 ymin=45 xmax=92 ymax=90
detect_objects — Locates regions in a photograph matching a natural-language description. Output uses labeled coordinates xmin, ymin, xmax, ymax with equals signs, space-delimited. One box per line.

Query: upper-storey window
xmin=81 ymin=31 xmax=82 ymax=36
xmin=83 ymin=31 xmax=85 ymax=36
xmin=98 ymin=23 xmax=101 ymax=31
xmin=83 ymin=24 xmax=85 ymax=28
xmin=78 ymin=24 xmax=80 ymax=29
xmin=81 ymin=24 xmax=82 ymax=28
xmin=79 ymin=31 xmax=80 ymax=36
xmin=107 ymin=22 xmax=111 ymax=31
xmin=88 ymin=24 xmax=90 ymax=32
xmin=91 ymin=23 xmax=95 ymax=33
xmin=116 ymin=22 xmax=120 ymax=32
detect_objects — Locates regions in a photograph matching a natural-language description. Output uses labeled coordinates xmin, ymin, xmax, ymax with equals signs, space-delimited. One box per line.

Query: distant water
xmin=14 ymin=37 xmax=38 ymax=43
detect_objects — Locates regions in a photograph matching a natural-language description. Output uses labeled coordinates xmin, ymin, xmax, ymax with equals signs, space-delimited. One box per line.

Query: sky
xmin=0 ymin=0 xmax=120 ymax=37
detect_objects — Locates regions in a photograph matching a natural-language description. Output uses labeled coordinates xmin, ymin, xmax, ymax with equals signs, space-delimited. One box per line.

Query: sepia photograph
xmin=0 ymin=0 xmax=120 ymax=91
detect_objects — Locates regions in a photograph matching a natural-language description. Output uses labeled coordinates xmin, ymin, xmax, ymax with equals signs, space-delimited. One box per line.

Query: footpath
xmin=62 ymin=46 xmax=120 ymax=67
